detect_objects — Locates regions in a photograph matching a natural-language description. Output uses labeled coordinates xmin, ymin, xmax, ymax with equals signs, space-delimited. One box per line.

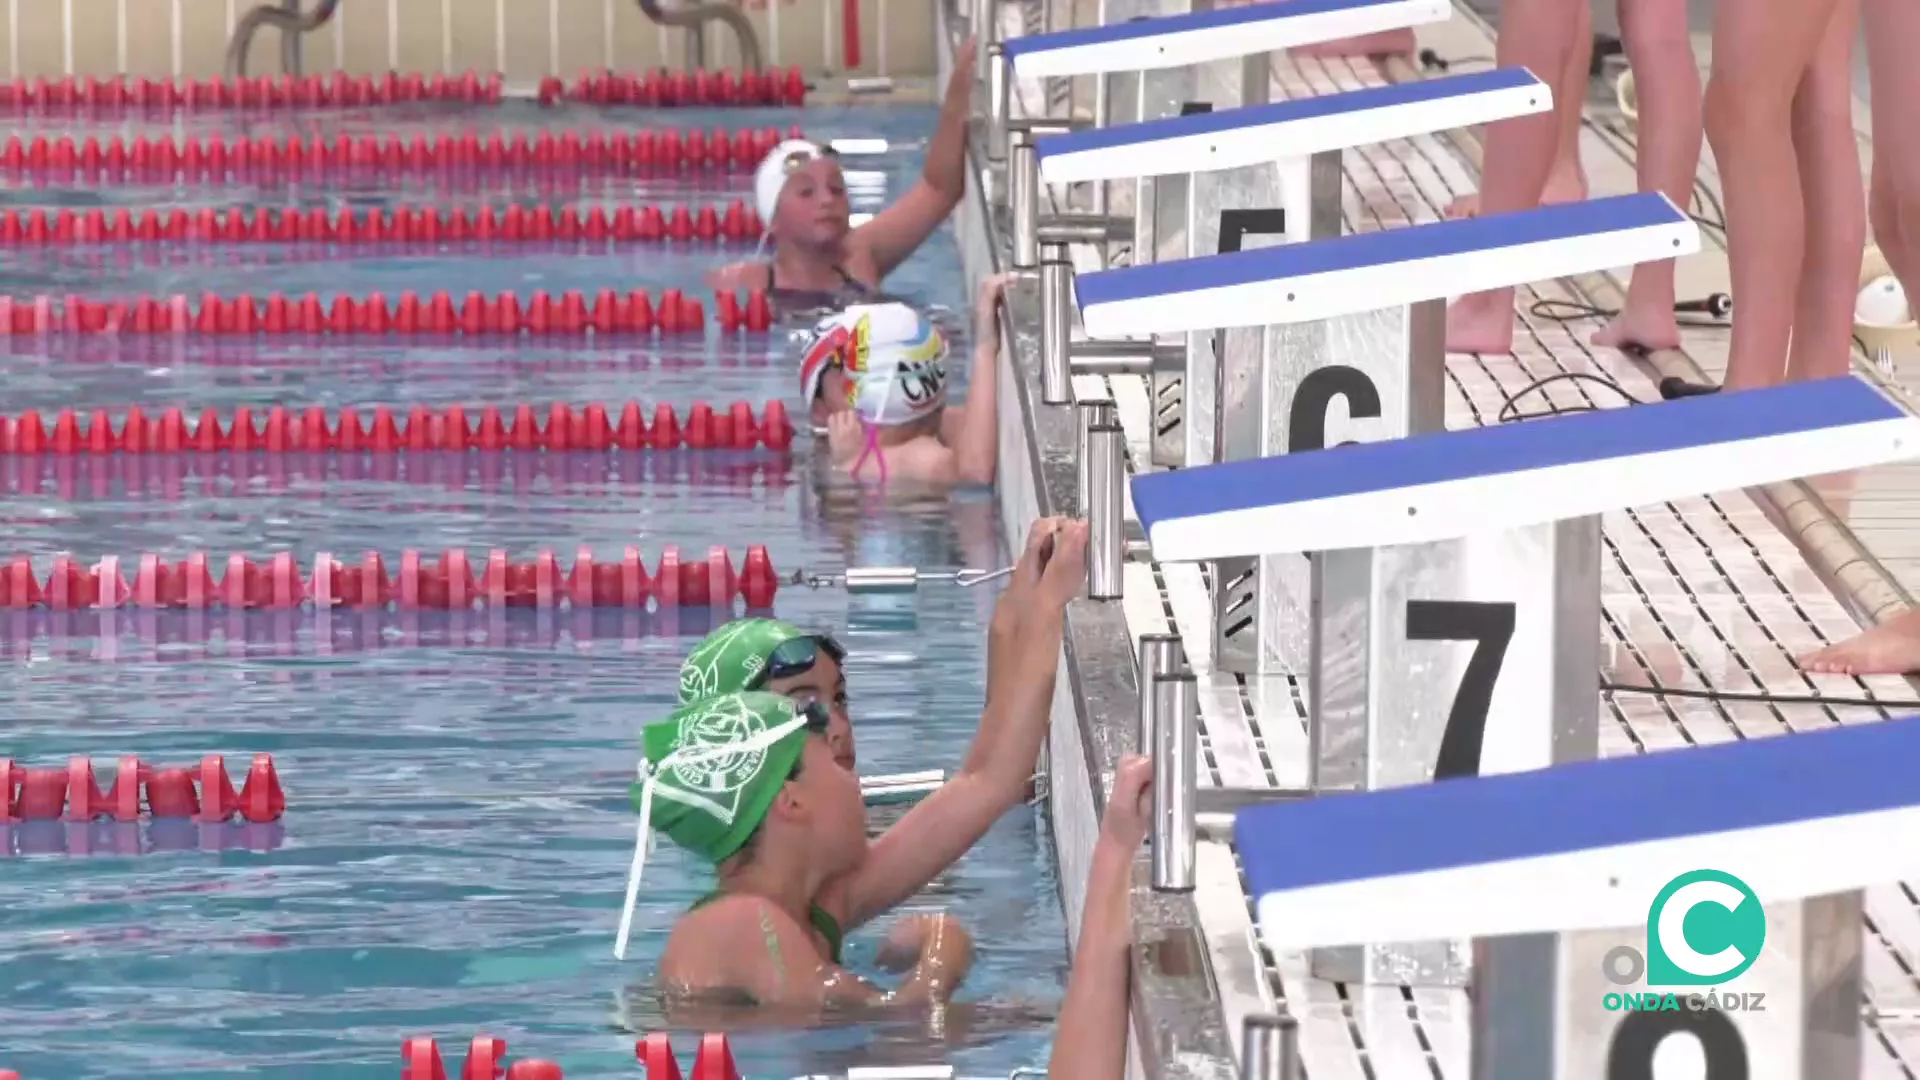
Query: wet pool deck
xmin=996 ymin=1 xmax=1920 ymax=1075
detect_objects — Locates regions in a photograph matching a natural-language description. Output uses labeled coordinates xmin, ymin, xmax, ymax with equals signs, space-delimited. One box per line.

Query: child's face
xmin=810 ymin=369 xmax=854 ymax=424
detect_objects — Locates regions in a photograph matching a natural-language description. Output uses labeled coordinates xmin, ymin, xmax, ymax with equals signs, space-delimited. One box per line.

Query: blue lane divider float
xmin=1131 ymin=376 xmax=1920 ymax=562
xmin=1037 ymin=67 xmax=1550 ymax=184
xmin=1236 ymin=713 xmax=1920 ymax=950
xmin=1076 ymin=191 xmax=1698 ymax=337
xmin=1000 ymin=0 xmax=1451 ymax=78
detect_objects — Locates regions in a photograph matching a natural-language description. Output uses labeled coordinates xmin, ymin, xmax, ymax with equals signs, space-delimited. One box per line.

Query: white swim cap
xmin=1856 ymin=274 xmax=1913 ymax=328
xmin=754 ymin=139 xmax=832 ymax=230
xmin=796 ymin=303 xmax=949 ymax=427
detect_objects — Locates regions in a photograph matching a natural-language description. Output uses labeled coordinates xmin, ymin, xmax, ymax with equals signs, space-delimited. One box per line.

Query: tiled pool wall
xmin=934 ymin=11 xmax=1243 ymax=1080
xmin=0 ymin=0 xmax=935 ymax=84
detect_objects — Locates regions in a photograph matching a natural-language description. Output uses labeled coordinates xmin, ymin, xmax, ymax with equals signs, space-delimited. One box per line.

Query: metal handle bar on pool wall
xmin=0 ymin=289 xmax=777 ymax=337
xmin=0 ymin=68 xmax=806 ymax=112
xmin=0 ymin=201 xmax=768 ymax=248
xmin=0 ymin=127 xmax=804 ymax=181
xmin=0 ymin=548 xmax=1009 ymax=611
xmin=0 ymin=400 xmax=795 ymax=455
xmin=403 ymin=1033 xmax=1039 ymax=1080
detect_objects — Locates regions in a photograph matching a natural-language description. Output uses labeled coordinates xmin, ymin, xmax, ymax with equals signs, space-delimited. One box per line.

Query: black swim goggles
xmin=796 ymin=699 xmax=833 ymax=733
xmin=749 ymin=633 xmax=848 ymax=690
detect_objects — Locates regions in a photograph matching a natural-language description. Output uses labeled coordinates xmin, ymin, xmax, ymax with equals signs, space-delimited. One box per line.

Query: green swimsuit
xmin=691 ymin=892 xmax=845 ymax=965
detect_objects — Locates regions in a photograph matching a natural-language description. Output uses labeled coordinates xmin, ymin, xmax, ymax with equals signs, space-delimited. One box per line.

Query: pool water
xmin=0 ymin=100 xmax=1067 ymax=1080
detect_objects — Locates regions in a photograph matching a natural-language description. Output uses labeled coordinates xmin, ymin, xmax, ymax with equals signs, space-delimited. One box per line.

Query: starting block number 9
xmin=1607 ymin=1009 xmax=1748 ymax=1080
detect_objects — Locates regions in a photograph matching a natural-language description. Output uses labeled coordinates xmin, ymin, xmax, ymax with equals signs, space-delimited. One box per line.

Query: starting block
xmin=1235 ymin=713 xmax=1920 ymax=1078
xmin=1134 ymin=375 xmax=1920 ymax=985
xmin=1080 ymin=192 xmax=1698 ymax=680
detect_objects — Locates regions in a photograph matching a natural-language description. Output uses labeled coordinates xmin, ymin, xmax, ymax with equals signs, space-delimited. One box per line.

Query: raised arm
xmin=942 ymin=273 xmax=1007 ymax=485
xmin=829 ymin=517 xmax=1089 ymax=928
xmin=1049 ymin=756 xmax=1151 ymax=1080
xmin=850 ymin=38 xmax=977 ymax=279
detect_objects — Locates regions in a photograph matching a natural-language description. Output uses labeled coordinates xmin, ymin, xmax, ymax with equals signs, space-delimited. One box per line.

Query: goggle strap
xmin=612 ymin=714 xmax=809 ymax=960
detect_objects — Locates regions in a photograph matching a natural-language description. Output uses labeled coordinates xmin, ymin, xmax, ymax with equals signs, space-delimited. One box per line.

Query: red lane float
xmin=0 ymin=201 xmax=766 ymax=248
xmin=0 ymin=753 xmax=284 ymax=824
xmin=1 ymin=453 xmax=795 ymax=502
xmin=0 ymin=69 xmax=803 ymax=112
xmin=0 ymin=288 xmax=778 ymax=337
xmin=0 ymin=127 xmax=804 ymax=182
xmin=639 ymin=1032 xmax=743 ymax=1080
xmin=0 ymin=400 xmax=795 ymax=454
xmin=537 ymin=67 xmax=807 ymax=107
xmin=0 ymin=545 xmax=782 ymax=611
xmin=403 ymin=1036 xmax=566 ymax=1080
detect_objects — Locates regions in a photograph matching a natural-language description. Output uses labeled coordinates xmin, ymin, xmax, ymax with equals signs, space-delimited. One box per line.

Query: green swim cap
xmin=677 ymin=618 xmax=809 ymax=705
xmin=634 ymin=690 xmax=812 ymax=864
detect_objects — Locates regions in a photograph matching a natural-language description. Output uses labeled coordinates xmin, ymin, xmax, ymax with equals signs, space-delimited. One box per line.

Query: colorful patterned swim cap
xmin=795 ymin=302 xmax=949 ymax=426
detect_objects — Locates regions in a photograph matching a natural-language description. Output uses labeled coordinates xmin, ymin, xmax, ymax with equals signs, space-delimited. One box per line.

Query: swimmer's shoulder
xmin=661 ymin=893 xmax=825 ymax=992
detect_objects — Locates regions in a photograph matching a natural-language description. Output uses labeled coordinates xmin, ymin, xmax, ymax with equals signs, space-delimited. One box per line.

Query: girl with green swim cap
xmin=617 ymin=517 xmax=1091 ymax=1013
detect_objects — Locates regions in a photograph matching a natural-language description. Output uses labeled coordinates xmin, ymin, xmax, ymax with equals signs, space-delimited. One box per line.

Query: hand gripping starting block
xmin=1080 ymin=191 xmax=1698 ymax=676
xmin=1132 ymin=375 xmax=1920 ymax=985
xmin=1032 ymin=66 xmax=1552 ymax=464
xmin=1235 ymin=713 xmax=1920 ymax=1079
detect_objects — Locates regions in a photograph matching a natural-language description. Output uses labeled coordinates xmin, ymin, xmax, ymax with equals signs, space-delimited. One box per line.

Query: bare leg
xmin=1447 ymin=4 xmax=1592 ymax=219
xmin=1863 ymin=0 xmax=1920 ymax=303
xmin=1783 ymin=0 xmax=1865 ymax=384
xmin=1593 ymin=0 xmax=1703 ymax=353
xmin=1794 ymin=0 xmax=1920 ymax=677
xmin=1445 ymin=0 xmax=1590 ymax=354
xmin=1703 ymin=0 xmax=1845 ymax=391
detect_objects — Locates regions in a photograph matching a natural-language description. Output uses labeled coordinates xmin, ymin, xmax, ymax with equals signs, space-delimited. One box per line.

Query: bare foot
xmin=1592 ymin=302 xmax=1682 ymax=354
xmin=1799 ymin=612 xmax=1920 ymax=675
xmin=1446 ymin=289 xmax=1518 ymax=354
xmin=1445 ymin=165 xmax=1591 ymax=220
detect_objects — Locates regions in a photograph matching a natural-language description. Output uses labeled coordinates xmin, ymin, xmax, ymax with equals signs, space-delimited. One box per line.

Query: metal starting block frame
xmin=1235 ymin=712 xmax=1920 ymax=1079
xmin=1078 ymin=192 xmax=1698 ymax=678
xmin=1131 ymin=374 xmax=1920 ymax=989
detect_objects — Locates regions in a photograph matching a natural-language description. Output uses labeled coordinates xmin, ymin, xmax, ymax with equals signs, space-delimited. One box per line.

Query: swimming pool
xmin=0 ymin=98 xmax=1066 ymax=1079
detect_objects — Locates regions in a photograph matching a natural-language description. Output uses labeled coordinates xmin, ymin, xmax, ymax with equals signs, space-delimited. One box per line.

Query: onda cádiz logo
xmin=1599 ymin=870 xmax=1769 ymax=1014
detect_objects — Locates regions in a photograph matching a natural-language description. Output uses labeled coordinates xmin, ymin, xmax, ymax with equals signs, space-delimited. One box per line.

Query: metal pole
xmin=686 ymin=23 xmax=705 ymax=70
xmin=1077 ymin=398 xmax=1116 ymax=515
xmin=986 ymin=45 xmax=1010 ymax=165
xmin=1040 ymin=242 xmax=1074 ymax=403
xmin=973 ymin=0 xmax=995 ymax=86
xmin=1086 ymin=422 xmax=1124 ymax=600
xmin=1010 ymin=130 xmax=1038 ymax=268
xmin=1150 ymin=670 xmax=1197 ymax=891
xmin=1091 ymin=72 xmax=1111 ymax=215
xmin=1136 ymin=634 xmax=1183 ymax=754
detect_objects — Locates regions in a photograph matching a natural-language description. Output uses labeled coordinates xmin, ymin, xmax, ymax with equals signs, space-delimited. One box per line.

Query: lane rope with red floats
xmin=0 ymin=68 xmax=805 ymax=112
xmin=2 ymin=453 xmax=794 ymax=502
xmin=0 ymin=546 xmax=783 ymax=610
xmin=0 ymin=288 xmax=776 ymax=336
xmin=0 ymin=754 xmax=284 ymax=824
xmin=0 ymin=400 xmax=794 ymax=454
xmin=0 ymin=608 xmax=755 ymax=656
xmin=400 ymin=1033 xmax=743 ymax=1080
xmin=0 ymin=127 xmax=802 ymax=182
xmin=0 ymin=201 xmax=765 ymax=248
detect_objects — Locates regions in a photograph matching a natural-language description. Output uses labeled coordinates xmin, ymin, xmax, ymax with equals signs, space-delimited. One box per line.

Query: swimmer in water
xmin=705 ymin=39 xmax=976 ymax=311
xmin=798 ymin=276 xmax=1007 ymax=486
xmin=616 ymin=518 xmax=1089 ymax=1010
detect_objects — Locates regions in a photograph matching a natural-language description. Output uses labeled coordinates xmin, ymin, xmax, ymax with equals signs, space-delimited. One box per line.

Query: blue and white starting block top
xmin=1238 ymin=712 xmax=1920 ymax=949
xmin=1132 ymin=376 xmax=1920 ymax=562
xmin=999 ymin=0 xmax=1450 ymax=79
xmin=1075 ymin=192 xmax=1698 ymax=338
xmin=1037 ymin=67 xmax=1550 ymax=185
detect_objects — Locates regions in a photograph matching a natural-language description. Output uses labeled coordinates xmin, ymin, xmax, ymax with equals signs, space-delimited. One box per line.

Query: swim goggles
xmin=777 ymin=142 xmax=839 ymax=173
xmin=748 ymin=633 xmax=849 ymax=689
